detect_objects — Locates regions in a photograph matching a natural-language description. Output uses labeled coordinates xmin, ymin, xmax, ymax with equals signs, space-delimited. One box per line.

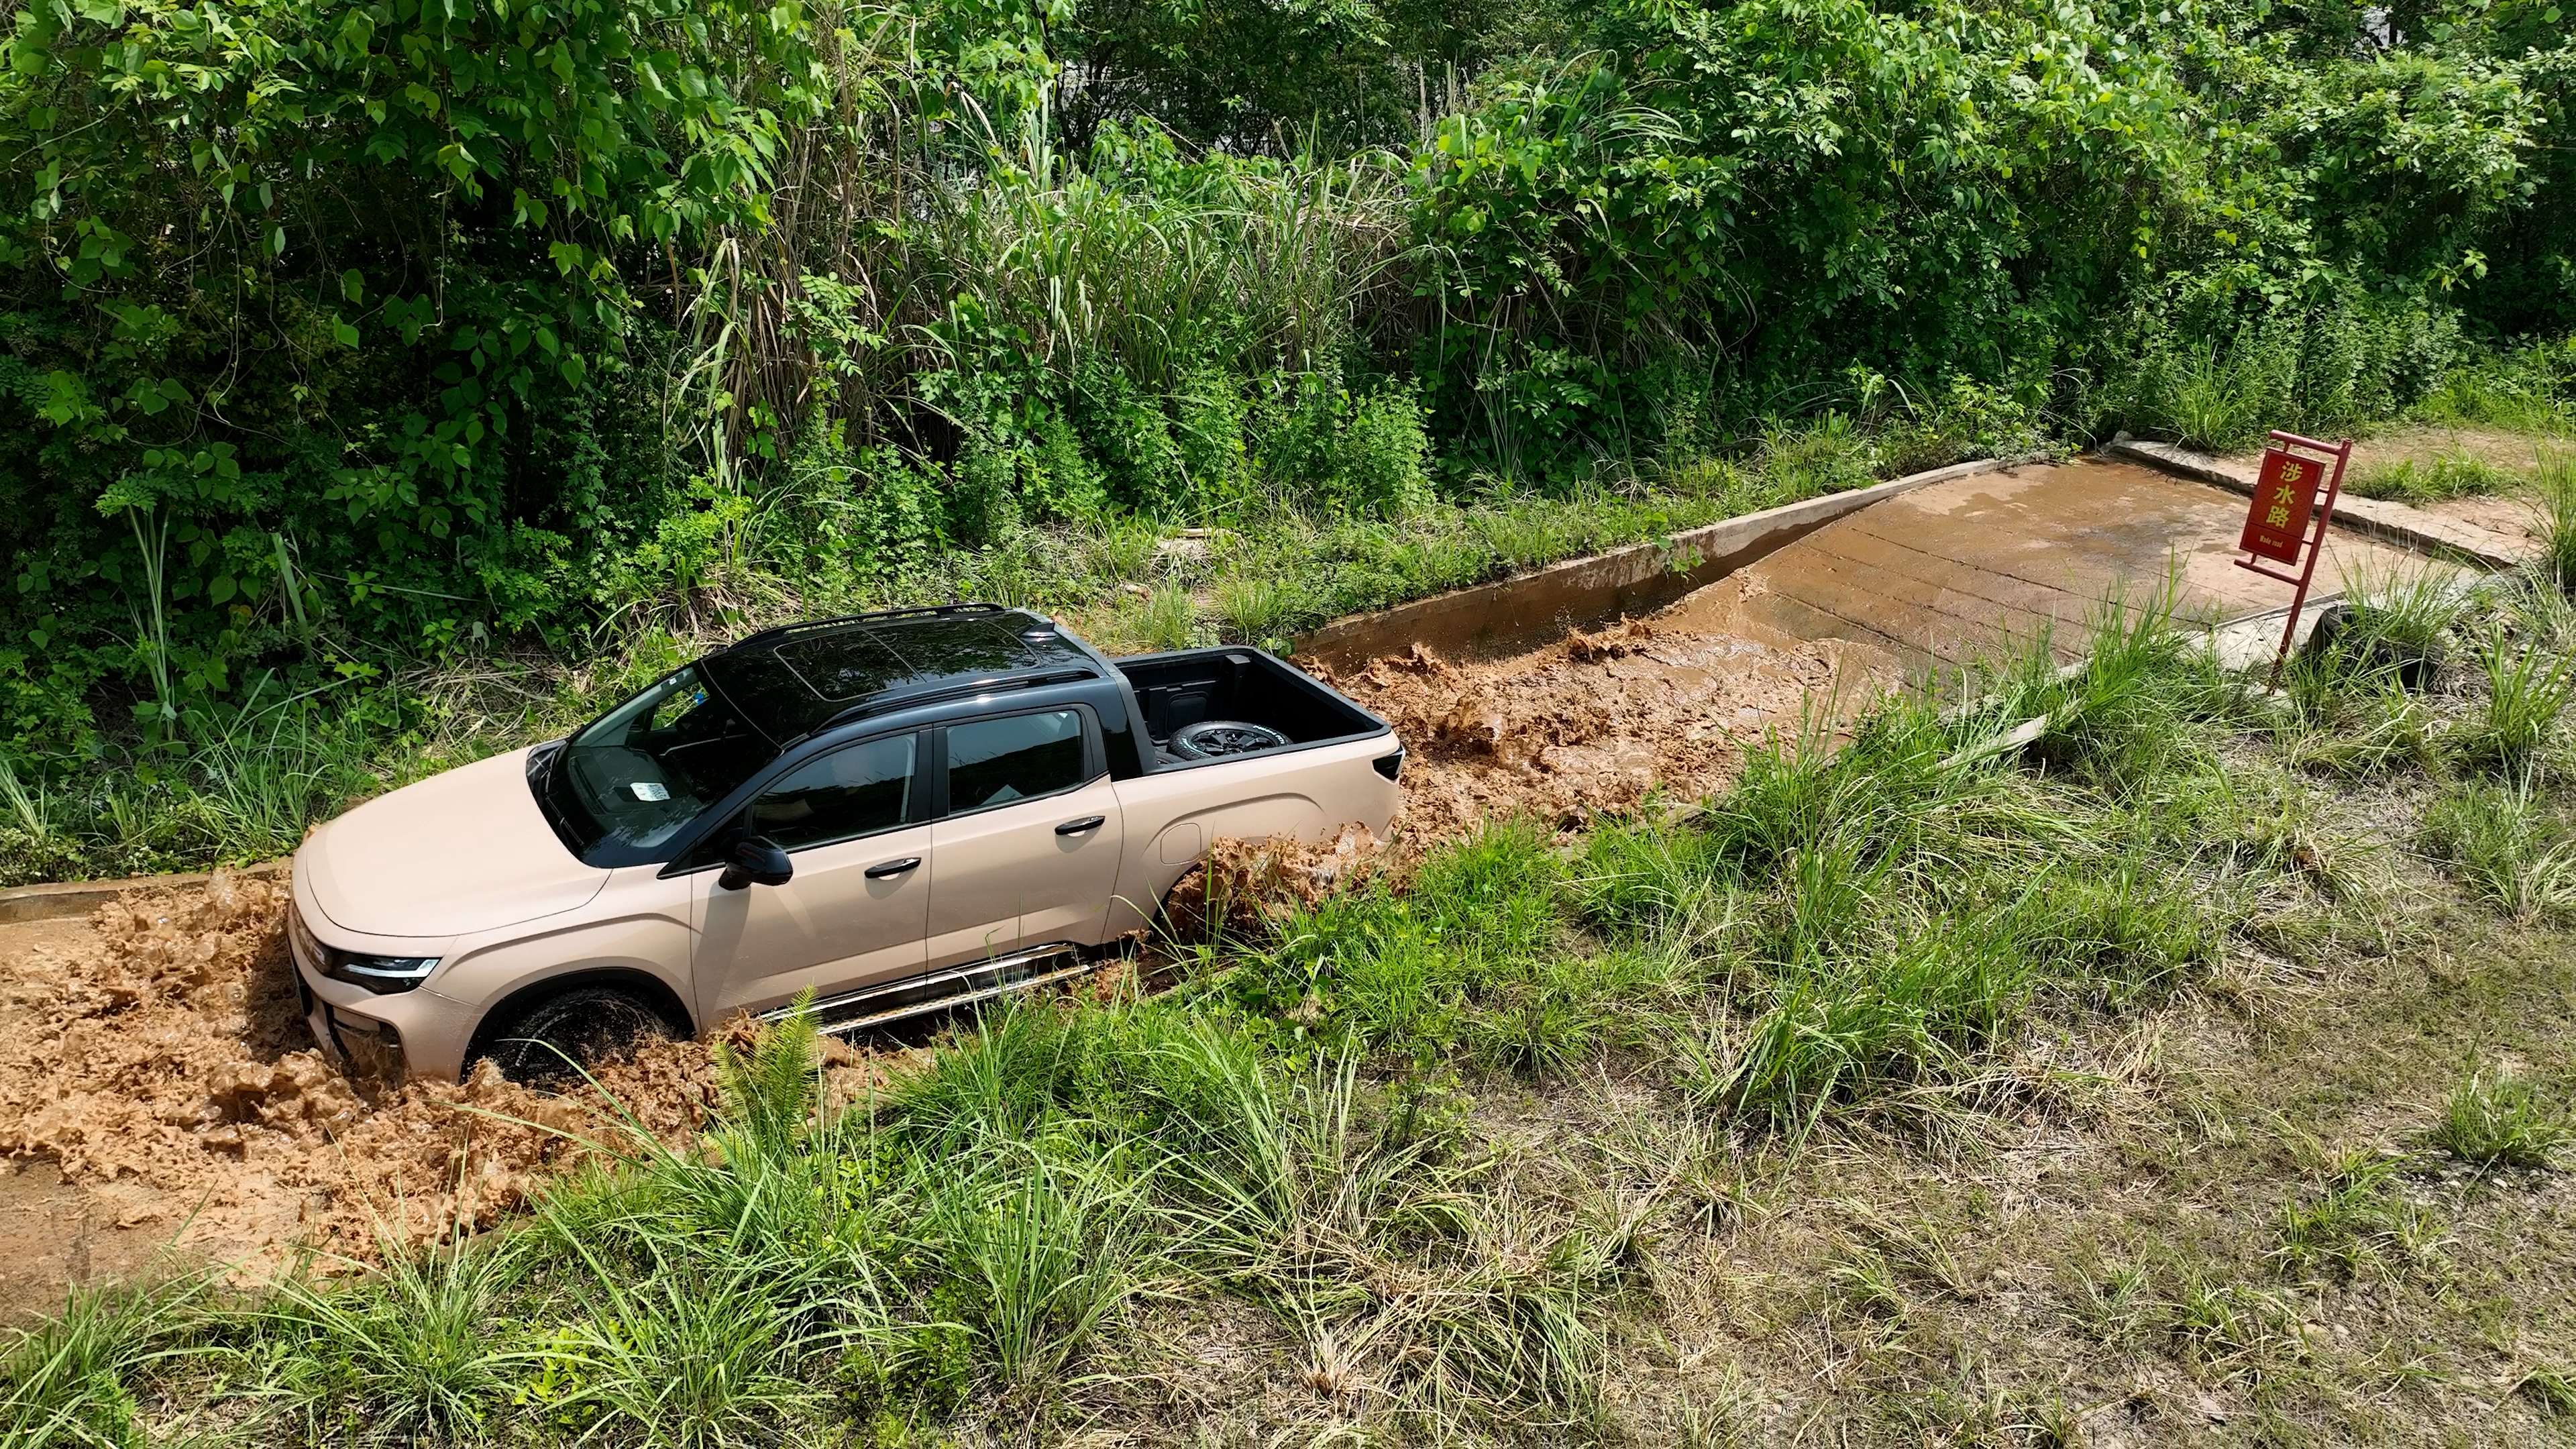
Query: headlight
xmin=327 ymin=954 xmax=442 ymax=994
xmin=292 ymin=904 xmax=440 ymax=994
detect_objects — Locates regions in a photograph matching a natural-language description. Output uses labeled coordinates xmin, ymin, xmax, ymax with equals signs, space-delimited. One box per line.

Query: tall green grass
xmin=1 ymin=1272 xmax=216 ymax=1447
xmin=2345 ymin=450 xmax=2522 ymax=504
xmin=2420 ymin=780 xmax=2576 ymax=922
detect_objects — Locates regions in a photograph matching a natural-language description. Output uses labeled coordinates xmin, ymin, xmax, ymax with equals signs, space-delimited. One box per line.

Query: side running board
xmin=758 ymin=944 xmax=1097 ymax=1037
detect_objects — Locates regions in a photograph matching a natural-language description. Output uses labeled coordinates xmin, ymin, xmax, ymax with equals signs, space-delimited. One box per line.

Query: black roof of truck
xmin=699 ymin=605 xmax=1102 ymax=744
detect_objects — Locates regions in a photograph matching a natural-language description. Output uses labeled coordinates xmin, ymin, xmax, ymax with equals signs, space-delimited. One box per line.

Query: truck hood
xmin=300 ymin=747 xmax=610 ymax=938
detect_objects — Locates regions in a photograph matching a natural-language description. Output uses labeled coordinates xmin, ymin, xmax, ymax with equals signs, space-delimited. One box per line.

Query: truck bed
xmin=1113 ymin=647 xmax=1389 ymax=770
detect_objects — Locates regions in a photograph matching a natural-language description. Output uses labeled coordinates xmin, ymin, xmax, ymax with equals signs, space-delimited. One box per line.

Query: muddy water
xmin=1644 ymin=460 xmax=2437 ymax=674
xmin=1321 ymin=619 xmax=1894 ymax=841
xmin=0 ymin=877 xmax=900 ymax=1313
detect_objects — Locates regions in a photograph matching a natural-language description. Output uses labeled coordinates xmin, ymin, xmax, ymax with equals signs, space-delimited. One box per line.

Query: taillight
xmin=1373 ymin=749 xmax=1404 ymax=782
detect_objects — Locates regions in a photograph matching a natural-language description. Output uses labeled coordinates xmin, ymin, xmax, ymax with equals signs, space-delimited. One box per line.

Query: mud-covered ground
xmin=0 ymin=590 xmax=1884 ymax=1313
xmin=0 ymin=873 xmax=899 ymax=1308
xmin=1324 ymin=610 xmax=1896 ymax=841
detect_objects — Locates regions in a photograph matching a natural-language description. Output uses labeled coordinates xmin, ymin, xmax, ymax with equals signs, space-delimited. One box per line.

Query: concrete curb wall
xmin=2107 ymin=435 xmax=2527 ymax=572
xmin=0 ymin=859 xmax=288 ymax=926
xmin=1292 ymin=453 xmax=2045 ymax=672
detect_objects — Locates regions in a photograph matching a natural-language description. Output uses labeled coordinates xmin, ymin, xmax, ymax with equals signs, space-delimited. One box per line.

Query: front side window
xmin=747 ymin=734 xmax=918 ymax=851
xmin=546 ymin=665 xmax=775 ymax=861
xmin=947 ymin=710 xmax=1088 ymax=813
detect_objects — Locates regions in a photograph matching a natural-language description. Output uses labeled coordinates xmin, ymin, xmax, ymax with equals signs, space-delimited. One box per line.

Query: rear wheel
xmin=472 ymin=986 xmax=676 ymax=1089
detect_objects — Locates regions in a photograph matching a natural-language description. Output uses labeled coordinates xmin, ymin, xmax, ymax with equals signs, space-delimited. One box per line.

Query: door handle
xmin=863 ymin=857 xmax=922 ymax=879
xmin=1055 ymin=815 xmax=1106 ymax=837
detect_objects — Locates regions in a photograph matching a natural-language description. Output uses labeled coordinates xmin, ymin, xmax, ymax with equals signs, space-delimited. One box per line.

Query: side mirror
xmin=716 ymin=835 xmax=794 ymax=891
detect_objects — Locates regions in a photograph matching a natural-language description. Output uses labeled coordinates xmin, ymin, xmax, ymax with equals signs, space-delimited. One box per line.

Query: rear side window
xmin=947 ymin=710 xmax=1087 ymax=812
xmin=747 ymin=735 xmax=917 ymax=851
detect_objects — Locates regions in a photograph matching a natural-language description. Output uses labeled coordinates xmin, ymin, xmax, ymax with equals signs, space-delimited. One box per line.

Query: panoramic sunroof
xmin=869 ymin=617 xmax=1046 ymax=680
xmin=769 ymin=629 xmax=910 ymax=702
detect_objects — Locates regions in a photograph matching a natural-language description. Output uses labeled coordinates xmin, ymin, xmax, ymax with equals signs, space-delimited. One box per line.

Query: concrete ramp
xmin=1662 ymin=458 xmax=2439 ymax=673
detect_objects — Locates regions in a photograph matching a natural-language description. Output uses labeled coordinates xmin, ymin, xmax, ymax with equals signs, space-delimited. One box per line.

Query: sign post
xmin=2231 ymin=430 xmax=2354 ymax=687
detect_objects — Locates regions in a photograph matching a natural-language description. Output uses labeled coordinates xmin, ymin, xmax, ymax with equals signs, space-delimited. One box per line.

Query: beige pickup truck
xmin=286 ymin=605 xmax=1402 ymax=1082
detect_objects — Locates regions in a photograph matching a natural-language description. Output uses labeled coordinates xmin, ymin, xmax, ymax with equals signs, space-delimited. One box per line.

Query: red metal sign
xmin=2239 ymin=448 xmax=2322 ymax=564
xmin=2229 ymin=430 xmax=2353 ymax=686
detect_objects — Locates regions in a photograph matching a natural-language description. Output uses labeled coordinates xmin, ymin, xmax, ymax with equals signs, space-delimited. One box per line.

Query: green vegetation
xmin=2432 ymin=1064 xmax=2571 ymax=1173
xmin=2421 ymin=778 xmax=2576 ymax=921
xmin=2347 ymin=451 xmax=2524 ymax=504
xmin=2270 ymin=1149 xmax=2446 ymax=1285
xmin=2538 ymin=449 xmax=2576 ymax=592
xmin=5 ymin=0 xmax=2576 ymax=880
xmin=18 ymin=561 xmax=2576 ymax=1440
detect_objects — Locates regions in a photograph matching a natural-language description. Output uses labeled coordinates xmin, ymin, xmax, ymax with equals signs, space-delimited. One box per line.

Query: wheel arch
xmin=460 ymin=967 xmax=697 ymax=1080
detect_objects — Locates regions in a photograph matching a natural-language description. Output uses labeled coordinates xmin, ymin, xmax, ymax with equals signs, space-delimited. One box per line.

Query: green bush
xmin=7 ymin=0 xmax=2576 ymax=877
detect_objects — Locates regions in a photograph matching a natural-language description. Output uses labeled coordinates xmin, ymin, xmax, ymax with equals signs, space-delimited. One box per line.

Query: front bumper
xmin=290 ymin=957 xmax=409 ymax=1079
xmin=286 ymin=890 xmax=481 ymax=1082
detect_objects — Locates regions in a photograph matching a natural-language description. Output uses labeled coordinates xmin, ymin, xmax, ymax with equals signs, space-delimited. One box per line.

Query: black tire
xmin=2301 ymin=601 xmax=2443 ymax=688
xmin=2299 ymin=602 xmax=2357 ymax=662
xmin=473 ymin=986 xmax=676 ymax=1089
xmin=1169 ymin=719 xmax=1291 ymax=759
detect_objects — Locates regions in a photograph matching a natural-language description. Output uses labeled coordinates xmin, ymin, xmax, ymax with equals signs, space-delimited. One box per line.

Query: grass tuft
xmin=262 ymin=1235 xmax=525 ymax=1444
xmin=2517 ymin=1364 xmax=2576 ymax=1419
xmin=2420 ymin=779 xmax=2576 ymax=922
xmin=2455 ymin=623 xmax=2576 ymax=777
xmin=1212 ymin=573 xmax=1295 ymax=646
xmin=1137 ymin=584 xmax=1200 ymax=652
xmin=1 ymin=1272 xmax=214 ymax=1448
xmin=2430 ymin=1064 xmax=2570 ymax=1172
xmin=2346 ymin=449 xmax=2520 ymax=504
xmin=2270 ymin=1149 xmax=2446 ymax=1283
xmin=2536 ymin=448 xmax=2576 ymax=593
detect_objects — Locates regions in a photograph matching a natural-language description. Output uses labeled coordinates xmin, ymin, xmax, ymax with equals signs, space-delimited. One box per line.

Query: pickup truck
xmin=285 ymin=604 xmax=1403 ymax=1082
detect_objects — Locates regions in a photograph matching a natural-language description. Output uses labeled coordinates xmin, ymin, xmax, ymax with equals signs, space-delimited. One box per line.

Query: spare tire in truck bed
xmin=1169 ymin=720 xmax=1292 ymax=759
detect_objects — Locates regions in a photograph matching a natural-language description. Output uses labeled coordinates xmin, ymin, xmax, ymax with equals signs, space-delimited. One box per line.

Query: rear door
xmin=691 ymin=731 xmax=930 ymax=1020
xmin=926 ymin=706 xmax=1125 ymax=968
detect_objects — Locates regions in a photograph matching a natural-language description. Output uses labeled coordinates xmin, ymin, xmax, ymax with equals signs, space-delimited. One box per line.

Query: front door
xmin=693 ymin=731 xmax=930 ymax=1020
xmin=926 ymin=708 xmax=1125 ymax=969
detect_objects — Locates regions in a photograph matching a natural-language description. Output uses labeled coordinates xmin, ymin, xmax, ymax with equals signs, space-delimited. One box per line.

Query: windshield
xmin=542 ymin=666 xmax=777 ymax=863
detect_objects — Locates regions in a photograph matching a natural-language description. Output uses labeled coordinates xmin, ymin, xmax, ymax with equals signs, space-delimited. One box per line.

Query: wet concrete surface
xmin=1293 ymin=458 xmax=2021 ymax=672
xmin=1662 ymin=458 xmax=2437 ymax=672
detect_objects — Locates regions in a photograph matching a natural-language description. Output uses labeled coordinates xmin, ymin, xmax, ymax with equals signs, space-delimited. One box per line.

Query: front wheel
xmin=472 ymin=986 xmax=675 ymax=1089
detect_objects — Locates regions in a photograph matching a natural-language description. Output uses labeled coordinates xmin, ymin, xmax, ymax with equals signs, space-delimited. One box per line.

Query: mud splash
xmin=1161 ymin=823 xmax=1403 ymax=939
xmin=0 ymin=873 xmax=885 ymax=1281
xmin=1321 ymin=609 xmax=1897 ymax=842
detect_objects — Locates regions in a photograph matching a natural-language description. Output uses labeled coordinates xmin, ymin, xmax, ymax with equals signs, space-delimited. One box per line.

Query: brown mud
xmin=0 ymin=873 xmax=889 ymax=1313
xmin=1320 ymin=614 xmax=1895 ymax=841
